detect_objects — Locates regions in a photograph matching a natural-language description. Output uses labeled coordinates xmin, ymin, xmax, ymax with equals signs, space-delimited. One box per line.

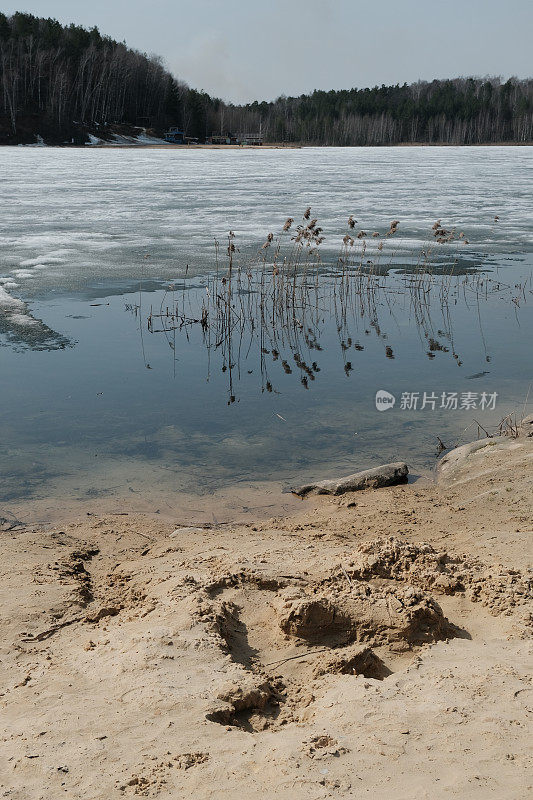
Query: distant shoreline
xmin=5 ymin=141 xmax=533 ymax=150
xmin=5 ymin=141 xmax=532 ymax=150
xmin=104 ymin=143 xmax=303 ymax=150
xmin=115 ymin=141 xmax=533 ymax=149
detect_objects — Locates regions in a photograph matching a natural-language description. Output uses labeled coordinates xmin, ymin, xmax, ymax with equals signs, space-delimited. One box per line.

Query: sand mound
xmin=344 ymin=536 xmax=532 ymax=616
xmin=190 ymin=547 xmax=466 ymax=735
xmin=277 ymin=586 xmax=454 ymax=647
xmin=206 ymin=676 xmax=281 ymax=731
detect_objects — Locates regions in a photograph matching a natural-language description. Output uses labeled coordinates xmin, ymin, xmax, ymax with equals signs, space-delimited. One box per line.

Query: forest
xmin=0 ymin=12 xmax=216 ymax=144
xmin=231 ymin=78 xmax=533 ymax=145
xmin=1 ymin=12 xmax=532 ymax=145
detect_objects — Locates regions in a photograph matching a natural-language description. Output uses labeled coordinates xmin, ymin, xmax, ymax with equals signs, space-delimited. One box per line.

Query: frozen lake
xmin=0 ymin=146 xmax=532 ymax=522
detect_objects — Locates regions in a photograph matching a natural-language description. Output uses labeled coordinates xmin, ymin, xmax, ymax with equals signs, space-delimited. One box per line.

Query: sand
xmin=0 ymin=422 xmax=531 ymax=799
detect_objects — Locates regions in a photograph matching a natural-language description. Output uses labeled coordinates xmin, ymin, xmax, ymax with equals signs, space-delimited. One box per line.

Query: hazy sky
xmin=5 ymin=1 xmax=533 ymax=103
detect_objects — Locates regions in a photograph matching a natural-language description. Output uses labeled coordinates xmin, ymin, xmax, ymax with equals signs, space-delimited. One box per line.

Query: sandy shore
xmin=1 ymin=421 xmax=531 ymax=799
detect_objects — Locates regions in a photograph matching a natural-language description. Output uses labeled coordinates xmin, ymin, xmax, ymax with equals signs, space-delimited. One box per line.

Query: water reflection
xmin=141 ymin=215 xmax=530 ymax=405
xmin=1 ymin=212 xmax=531 ymax=520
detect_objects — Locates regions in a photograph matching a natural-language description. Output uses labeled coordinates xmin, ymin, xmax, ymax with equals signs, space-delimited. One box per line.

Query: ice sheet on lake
xmin=0 ymin=146 xmax=532 ymax=299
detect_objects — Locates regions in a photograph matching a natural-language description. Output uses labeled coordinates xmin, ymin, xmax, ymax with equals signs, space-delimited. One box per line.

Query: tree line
xmin=224 ymin=78 xmax=533 ymax=145
xmin=1 ymin=12 xmax=532 ymax=145
xmin=0 ymin=12 xmax=216 ymax=143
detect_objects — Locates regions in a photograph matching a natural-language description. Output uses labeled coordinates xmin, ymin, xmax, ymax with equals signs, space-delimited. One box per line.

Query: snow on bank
xmin=13 ymin=128 xmax=168 ymax=147
xmin=85 ymin=129 xmax=168 ymax=147
xmin=106 ymin=131 xmax=168 ymax=146
xmin=17 ymin=134 xmax=46 ymax=147
xmin=135 ymin=132 xmax=168 ymax=145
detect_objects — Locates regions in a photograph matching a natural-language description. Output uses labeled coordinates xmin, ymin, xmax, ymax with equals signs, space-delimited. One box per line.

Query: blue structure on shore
xmin=163 ymin=127 xmax=185 ymax=144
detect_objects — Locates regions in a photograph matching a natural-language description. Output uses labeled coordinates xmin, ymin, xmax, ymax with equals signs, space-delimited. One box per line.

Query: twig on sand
xmin=263 ymin=648 xmax=330 ymax=668
xmin=341 ymin=565 xmax=353 ymax=587
xmin=21 ymin=615 xmax=85 ymax=643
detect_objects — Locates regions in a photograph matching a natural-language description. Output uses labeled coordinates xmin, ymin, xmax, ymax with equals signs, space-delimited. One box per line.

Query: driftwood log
xmin=292 ymin=461 xmax=409 ymax=497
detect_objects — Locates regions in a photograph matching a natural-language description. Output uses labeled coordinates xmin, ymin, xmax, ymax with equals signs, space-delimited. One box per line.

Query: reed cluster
xmin=141 ymin=210 xmax=530 ymax=405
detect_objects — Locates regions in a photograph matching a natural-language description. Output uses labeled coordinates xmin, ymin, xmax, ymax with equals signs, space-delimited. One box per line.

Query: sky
xmin=5 ymin=0 xmax=533 ymax=103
